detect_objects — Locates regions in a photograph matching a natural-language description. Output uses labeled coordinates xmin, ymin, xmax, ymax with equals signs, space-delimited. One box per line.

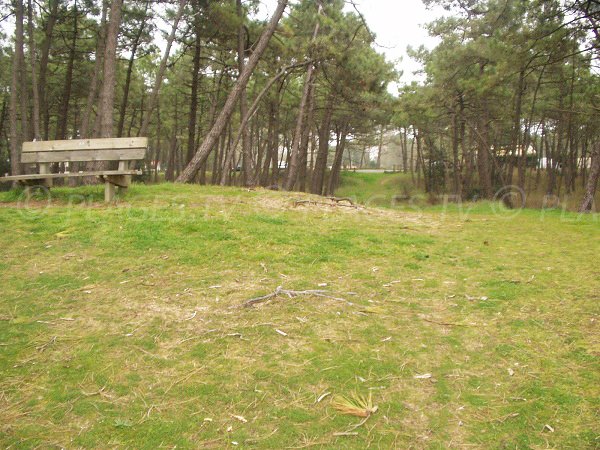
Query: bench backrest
xmin=21 ymin=137 xmax=148 ymax=164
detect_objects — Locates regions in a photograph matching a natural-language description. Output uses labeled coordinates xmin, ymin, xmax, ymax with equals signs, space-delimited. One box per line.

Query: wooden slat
xmin=0 ymin=170 xmax=141 ymax=182
xmin=22 ymin=137 xmax=148 ymax=152
xmin=21 ymin=148 xmax=146 ymax=163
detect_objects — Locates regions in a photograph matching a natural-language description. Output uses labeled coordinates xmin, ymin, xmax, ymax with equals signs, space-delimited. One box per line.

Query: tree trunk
xmin=17 ymin=1 xmax=29 ymax=144
xmin=477 ymin=103 xmax=492 ymax=198
xmin=327 ymin=123 xmax=348 ymax=195
xmin=311 ymin=93 xmax=334 ymax=195
xmin=236 ymin=0 xmax=255 ymax=186
xmin=260 ymin=101 xmax=276 ymax=186
xmin=56 ymin=1 xmax=78 ymax=140
xmin=284 ymin=2 xmax=321 ymax=191
xmin=27 ymin=0 xmax=40 ymax=140
xmin=376 ymin=124 xmax=384 ymax=169
xmin=9 ymin=0 xmax=25 ymax=176
xmin=96 ymin=0 xmax=122 ymax=138
xmin=298 ymin=82 xmax=315 ymax=192
xmin=139 ymin=0 xmax=186 ymax=137
xmin=84 ymin=0 xmax=122 ymax=179
xmin=451 ymin=109 xmax=462 ymax=196
xmin=38 ymin=0 xmax=58 ymax=140
xmin=579 ymin=144 xmax=600 ymax=212
xmin=401 ymin=127 xmax=408 ymax=173
xmin=118 ymin=4 xmax=149 ymax=138
xmin=177 ymin=0 xmax=288 ymax=183
xmin=186 ymin=0 xmax=202 ymax=164
xmin=0 ymin=98 xmax=7 ymax=148
xmin=80 ymin=1 xmax=107 ymax=139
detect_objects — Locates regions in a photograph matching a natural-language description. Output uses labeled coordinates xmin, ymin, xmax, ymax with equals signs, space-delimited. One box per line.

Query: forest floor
xmin=0 ymin=183 xmax=598 ymax=448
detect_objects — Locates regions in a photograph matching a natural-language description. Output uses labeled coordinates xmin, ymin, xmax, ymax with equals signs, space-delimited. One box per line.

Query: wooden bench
xmin=0 ymin=137 xmax=147 ymax=202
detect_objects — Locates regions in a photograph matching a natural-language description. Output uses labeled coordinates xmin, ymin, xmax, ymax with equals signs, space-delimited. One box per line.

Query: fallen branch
xmin=36 ymin=335 xmax=56 ymax=352
xmin=293 ymin=199 xmax=362 ymax=209
xmin=243 ymin=286 xmax=352 ymax=308
xmin=325 ymin=196 xmax=355 ymax=205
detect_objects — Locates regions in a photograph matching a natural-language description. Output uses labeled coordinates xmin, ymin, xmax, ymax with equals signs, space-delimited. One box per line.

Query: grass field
xmin=0 ymin=182 xmax=598 ymax=448
xmin=335 ymin=171 xmax=600 ymax=212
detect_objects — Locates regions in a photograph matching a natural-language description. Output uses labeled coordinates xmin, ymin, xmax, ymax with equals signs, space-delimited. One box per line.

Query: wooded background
xmin=0 ymin=0 xmax=598 ymax=209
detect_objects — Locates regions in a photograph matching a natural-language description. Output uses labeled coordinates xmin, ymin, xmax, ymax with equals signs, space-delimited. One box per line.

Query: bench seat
xmin=0 ymin=137 xmax=148 ymax=202
xmin=0 ymin=170 xmax=141 ymax=182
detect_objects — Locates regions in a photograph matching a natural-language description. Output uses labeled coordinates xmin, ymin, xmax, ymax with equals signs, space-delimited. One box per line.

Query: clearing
xmin=0 ymin=183 xmax=598 ymax=448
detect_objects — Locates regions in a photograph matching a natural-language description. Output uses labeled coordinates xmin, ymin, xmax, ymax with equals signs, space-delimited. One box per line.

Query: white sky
xmin=257 ymin=0 xmax=446 ymax=91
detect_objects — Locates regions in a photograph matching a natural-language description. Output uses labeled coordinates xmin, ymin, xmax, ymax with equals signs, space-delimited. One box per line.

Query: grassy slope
xmin=335 ymin=171 xmax=600 ymax=211
xmin=0 ymin=183 xmax=598 ymax=448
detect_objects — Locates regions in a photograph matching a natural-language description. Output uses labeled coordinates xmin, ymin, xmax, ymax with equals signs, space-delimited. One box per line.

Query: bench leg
xmin=104 ymin=182 xmax=115 ymax=203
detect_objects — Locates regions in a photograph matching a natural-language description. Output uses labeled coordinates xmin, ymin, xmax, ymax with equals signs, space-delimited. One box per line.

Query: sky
xmin=257 ymin=0 xmax=447 ymax=91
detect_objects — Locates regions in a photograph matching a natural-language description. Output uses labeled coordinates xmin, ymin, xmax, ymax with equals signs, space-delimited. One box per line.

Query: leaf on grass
xmin=332 ymin=392 xmax=378 ymax=418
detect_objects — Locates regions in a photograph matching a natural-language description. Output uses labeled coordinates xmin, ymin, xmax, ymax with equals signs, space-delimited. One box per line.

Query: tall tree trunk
xmin=9 ymin=0 xmax=23 ymax=175
xmin=14 ymin=0 xmax=30 ymax=145
xmin=118 ymin=4 xmax=149 ymax=137
xmin=0 ymin=98 xmax=7 ymax=148
xmin=80 ymin=1 xmax=107 ymax=139
xmin=56 ymin=1 xmax=78 ymax=140
xmin=236 ymin=0 xmax=255 ymax=186
xmin=579 ymin=144 xmax=600 ymax=212
xmin=38 ymin=0 xmax=58 ymax=140
xmin=327 ymin=123 xmax=348 ymax=195
xmin=139 ymin=0 xmax=186 ymax=137
xmin=376 ymin=124 xmax=384 ymax=169
xmin=165 ymin=95 xmax=179 ymax=181
xmin=186 ymin=0 xmax=202 ymax=164
xmin=177 ymin=0 xmax=288 ymax=183
xmin=311 ymin=93 xmax=334 ymax=195
xmin=260 ymin=101 xmax=276 ymax=186
xmin=17 ymin=2 xmax=29 ymax=144
xmin=85 ymin=0 xmax=122 ymax=178
xmin=9 ymin=0 xmax=25 ymax=176
xmin=269 ymin=96 xmax=282 ymax=186
xmin=506 ymin=69 xmax=524 ymax=187
xmin=153 ymin=103 xmax=161 ymax=181
xmin=451 ymin=108 xmax=461 ymax=196
xmin=400 ymin=128 xmax=408 ymax=173
xmin=284 ymin=3 xmax=321 ymax=191
xmin=27 ymin=0 xmax=40 ymax=140
xmin=298 ymin=82 xmax=315 ymax=192
xmin=478 ymin=102 xmax=492 ymax=197
xmin=96 ymin=0 xmax=122 ymax=138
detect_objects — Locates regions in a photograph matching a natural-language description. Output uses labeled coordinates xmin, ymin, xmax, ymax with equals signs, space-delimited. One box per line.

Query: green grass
xmin=0 ymin=183 xmax=598 ymax=448
xmin=336 ymin=170 xmax=600 ymax=212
